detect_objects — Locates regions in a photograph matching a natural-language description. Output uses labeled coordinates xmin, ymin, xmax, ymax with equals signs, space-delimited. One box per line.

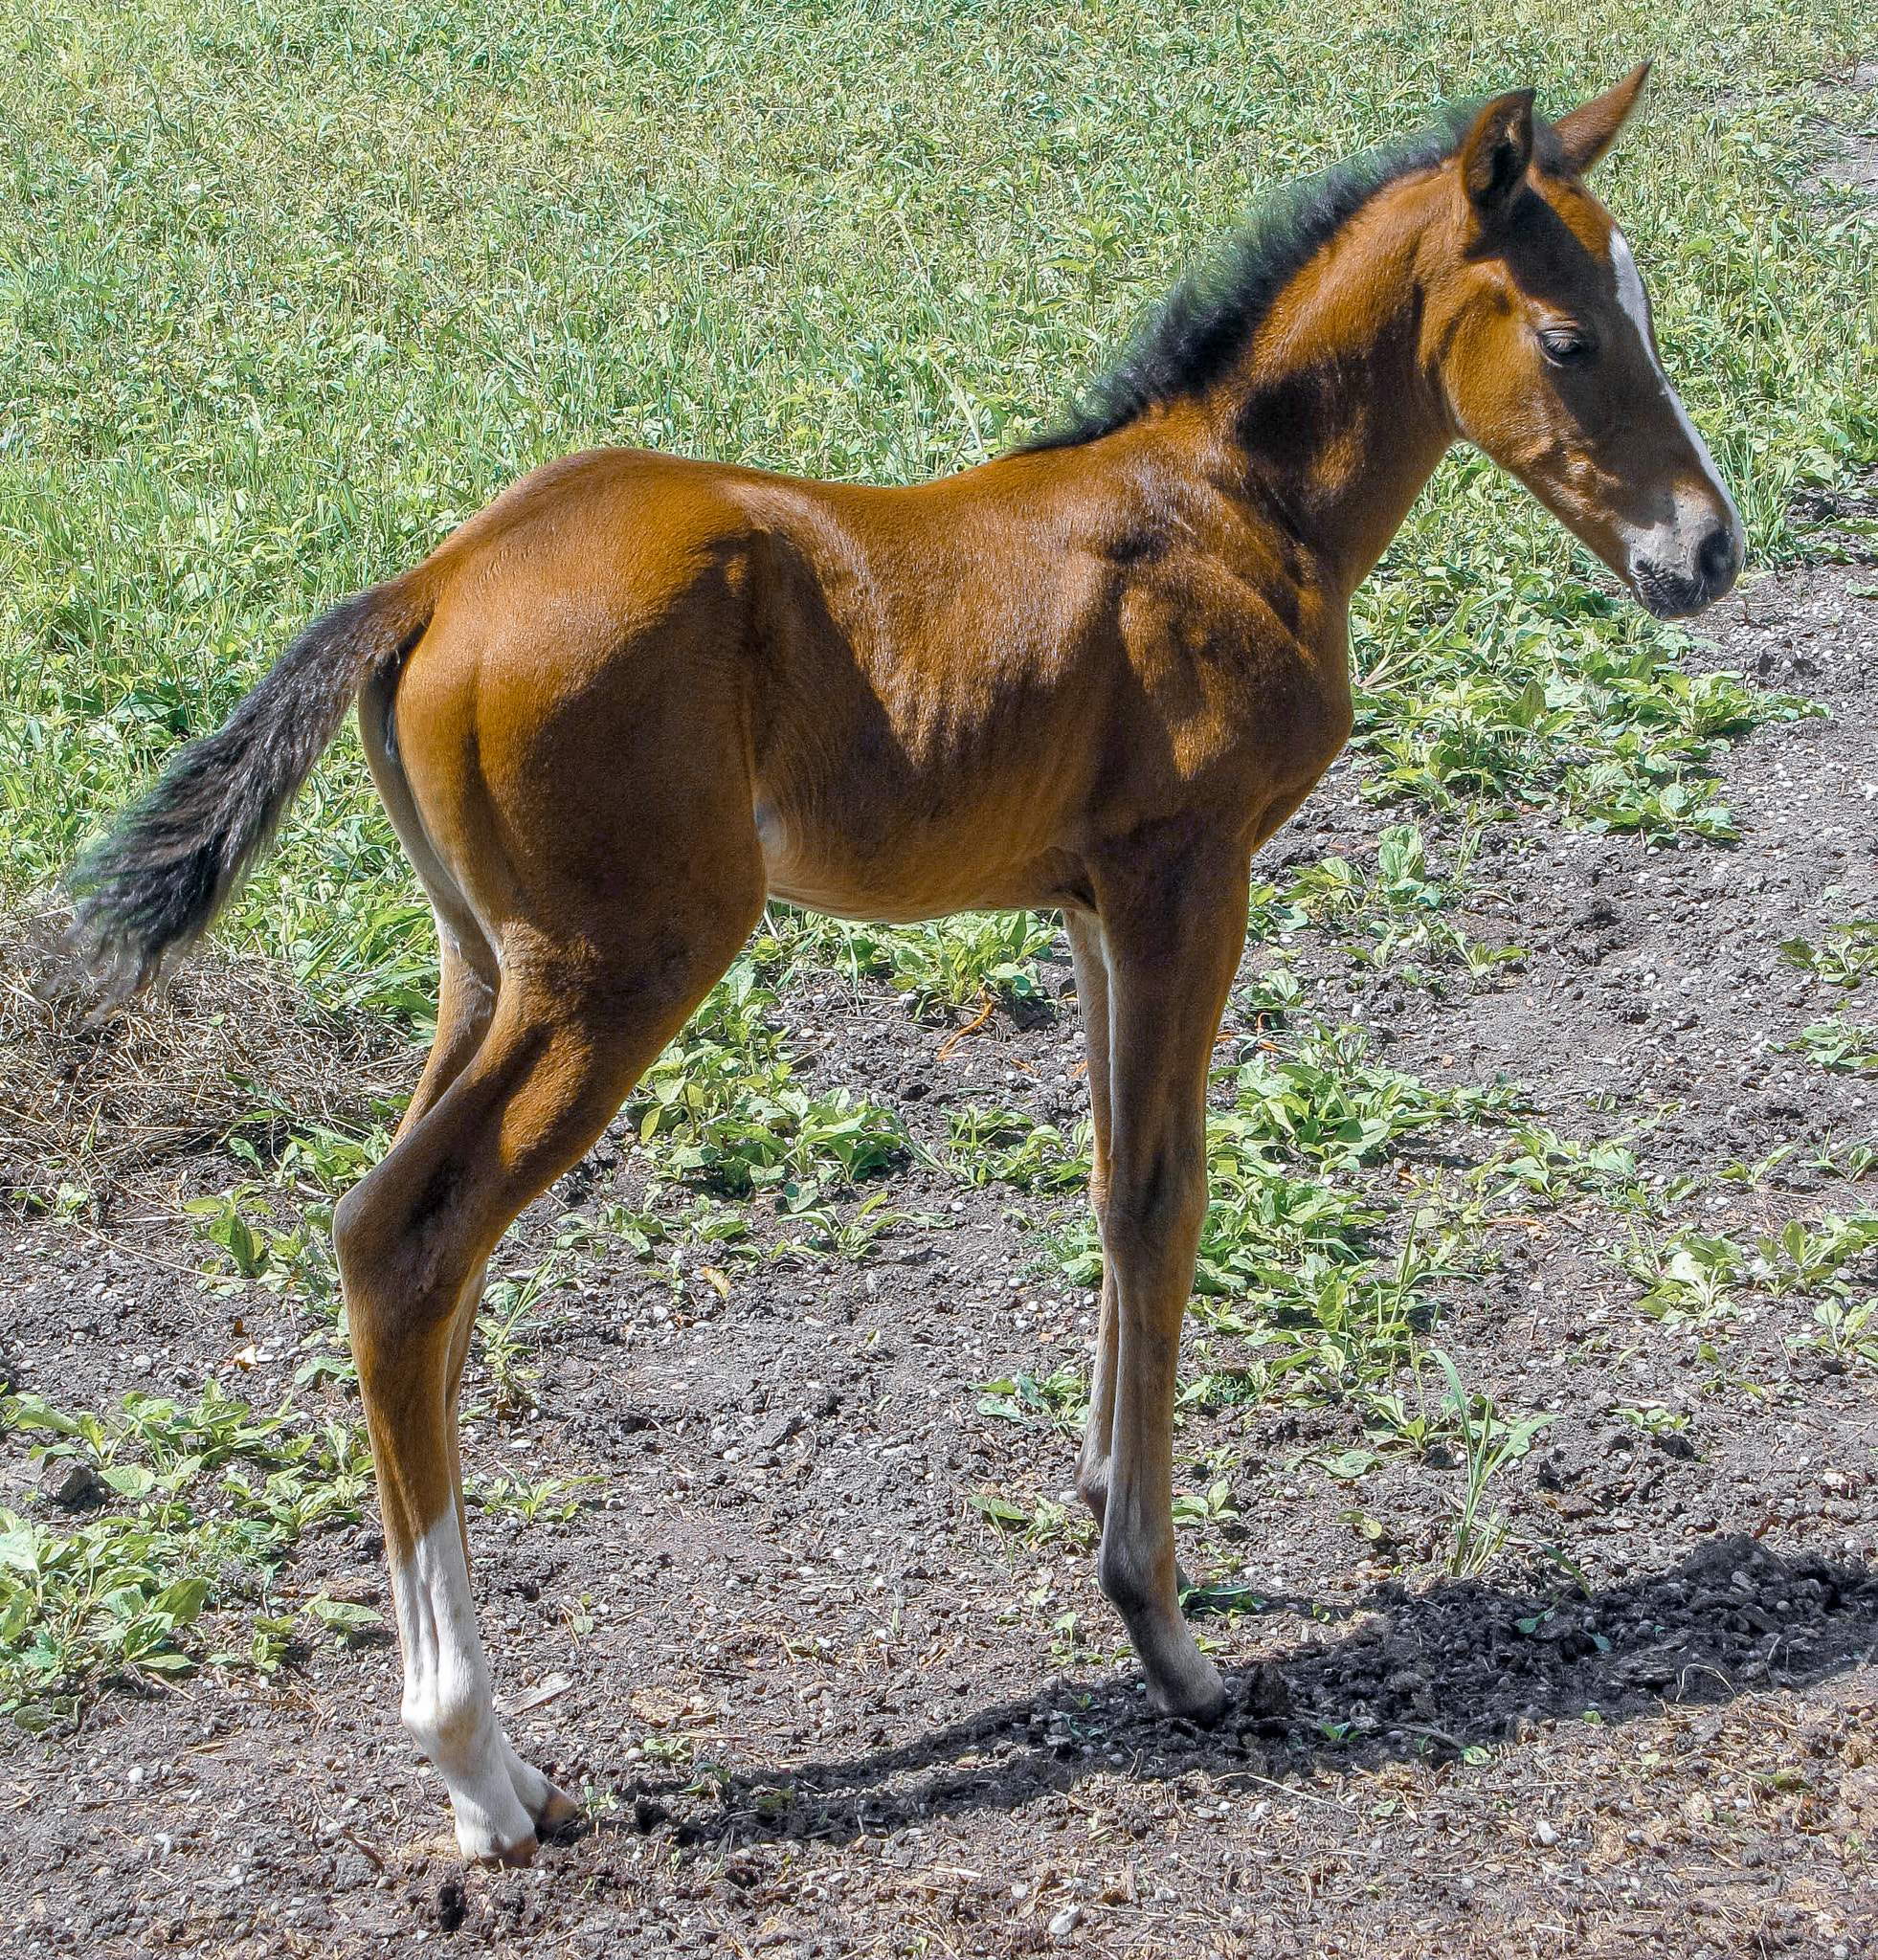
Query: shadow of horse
xmin=589 ymin=1534 xmax=1878 ymax=1852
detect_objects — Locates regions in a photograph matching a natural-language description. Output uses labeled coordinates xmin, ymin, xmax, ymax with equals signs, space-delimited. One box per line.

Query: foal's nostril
xmin=1695 ymin=523 xmax=1738 ymax=595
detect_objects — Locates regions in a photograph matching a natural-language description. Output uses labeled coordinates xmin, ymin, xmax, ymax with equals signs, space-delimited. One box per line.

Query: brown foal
xmin=72 ymin=69 xmax=1742 ymax=1860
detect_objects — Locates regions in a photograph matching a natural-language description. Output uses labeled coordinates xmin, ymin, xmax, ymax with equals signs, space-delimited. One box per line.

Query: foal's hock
xmin=71 ymin=70 xmax=1741 ymax=1862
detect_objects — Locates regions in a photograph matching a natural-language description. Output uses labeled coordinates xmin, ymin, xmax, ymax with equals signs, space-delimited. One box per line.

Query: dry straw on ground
xmin=0 ymin=905 xmax=418 ymax=1209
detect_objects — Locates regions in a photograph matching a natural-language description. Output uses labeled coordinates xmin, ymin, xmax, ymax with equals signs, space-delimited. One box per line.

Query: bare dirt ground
xmin=3 ymin=549 xmax=1878 ymax=1959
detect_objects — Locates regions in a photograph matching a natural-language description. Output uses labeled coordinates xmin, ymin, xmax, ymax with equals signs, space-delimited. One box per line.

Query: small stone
xmin=436 ymin=1874 xmax=468 ymax=1933
xmin=42 ymin=1459 xmax=105 ymax=1510
xmin=1241 ymin=1662 xmax=1292 ymax=1724
xmin=1048 ymin=1904 xmax=1083 ymax=1942
xmin=1535 ymin=1819 xmax=1558 ymax=1846
xmin=131 ymin=1353 xmax=152 ymax=1375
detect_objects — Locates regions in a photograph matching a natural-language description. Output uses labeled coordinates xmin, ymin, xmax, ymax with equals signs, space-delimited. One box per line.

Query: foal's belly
xmin=753 ymin=792 xmax=1082 ymax=923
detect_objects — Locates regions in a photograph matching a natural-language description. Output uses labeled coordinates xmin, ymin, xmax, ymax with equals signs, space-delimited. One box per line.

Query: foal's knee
xmin=1098 ymin=1528 xmax=1170 ymax=1623
xmin=332 ymin=1174 xmax=465 ymax=1368
xmin=1104 ymin=1156 xmax=1206 ymax=1261
xmin=331 ymin=1178 xmax=402 ymax=1310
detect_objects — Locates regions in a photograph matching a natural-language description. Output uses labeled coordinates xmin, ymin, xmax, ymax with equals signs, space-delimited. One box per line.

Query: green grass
xmin=0 ymin=1385 xmax=378 ymax=1726
xmin=3 ymin=0 xmax=1874 ymax=1007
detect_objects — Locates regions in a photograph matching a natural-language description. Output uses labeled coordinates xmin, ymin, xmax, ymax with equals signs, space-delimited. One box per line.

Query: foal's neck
xmin=1211 ymin=178 xmax=1452 ymax=601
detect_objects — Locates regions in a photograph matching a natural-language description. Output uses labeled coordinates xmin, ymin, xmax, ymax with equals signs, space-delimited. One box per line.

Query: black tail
xmin=67 ymin=578 xmax=434 ymax=1006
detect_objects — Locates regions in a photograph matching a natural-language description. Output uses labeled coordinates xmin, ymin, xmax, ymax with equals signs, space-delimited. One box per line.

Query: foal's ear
xmin=1554 ymin=62 xmax=1651 ymax=175
xmin=1459 ymin=90 xmax=1536 ymax=224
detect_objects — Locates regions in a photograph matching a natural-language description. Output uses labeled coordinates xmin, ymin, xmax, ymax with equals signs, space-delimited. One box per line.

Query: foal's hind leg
xmin=400 ymin=933 xmax=503 ymax=1560
xmin=333 ymin=907 xmax=758 ymax=1861
xmin=362 ymin=687 xmax=507 ymax=1567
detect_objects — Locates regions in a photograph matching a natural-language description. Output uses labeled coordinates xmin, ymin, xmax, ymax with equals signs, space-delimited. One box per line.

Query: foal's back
xmin=385 ymin=433 xmax=1331 ymax=934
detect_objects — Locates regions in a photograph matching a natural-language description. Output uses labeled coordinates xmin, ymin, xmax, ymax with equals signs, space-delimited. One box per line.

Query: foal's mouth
xmin=1631 ymin=565 xmax=1720 ymax=619
xmin=1628 ymin=524 xmax=1743 ymax=620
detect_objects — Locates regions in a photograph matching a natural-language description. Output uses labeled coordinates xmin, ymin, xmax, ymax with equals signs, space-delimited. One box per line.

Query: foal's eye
xmin=1539 ymin=328 xmax=1595 ymax=368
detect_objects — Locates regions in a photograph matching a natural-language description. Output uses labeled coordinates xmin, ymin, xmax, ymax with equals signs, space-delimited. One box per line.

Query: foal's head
xmin=1424 ymin=67 xmax=1743 ymax=617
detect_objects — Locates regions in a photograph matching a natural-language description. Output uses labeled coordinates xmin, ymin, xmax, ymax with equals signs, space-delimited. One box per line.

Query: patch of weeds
xmin=637 ymin=1732 xmax=694 ymax=1769
xmin=222 ymin=1100 xmax=390 ymax=1207
xmin=186 ymin=1103 xmax=390 ymax=1306
xmin=1470 ymin=1124 xmax=1646 ymax=1212
xmin=587 ymin=1197 xmax=753 ymax=1277
xmin=184 ymin=1186 xmax=304 ymax=1290
xmin=1623 ymin=1228 xmax=1745 ymax=1323
xmin=967 ymin=1488 xmax=1095 ymax=1557
xmin=1047 ymin=1021 xmax=1521 ymax=1411
xmin=1048 ymin=1609 xmax=1092 ymax=1666
xmin=1785 ymin=1019 xmax=1878 ymax=1073
xmin=1780 ymin=922 xmax=1878 ymax=991
xmin=467 ymin=1473 xmax=603 ymax=1522
xmin=1249 ymin=825 xmax=1519 ymax=986
xmin=1228 ymin=1020 xmax=1528 ymax=1176
xmin=1748 ymin=1214 xmax=1878 ymax=1297
xmin=1719 ymin=1144 xmax=1800 ymax=1186
xmin=1362 ymin=1368 xmax=1446 ymax=1455
xmin=1352 ymin=568 xmax=1816 ymax=841
xmin=974 ymin=1367 xmax=1089 ymax=1434
xmin=629 ymin=959 xmax=911 ymax=1201
xmin=1616 ymin=1402 xmax=1693 ymax=1441
xmin=1171 ymin=1479 xmax=1241 ymax=1528
xmin=306 ymin=1593 xmax=385 ymax=1645
xmin=1238 ymin=962 xmax=1304 ymax=1024
xmin=1021 ymin=1497 xmax=1098 ymax=1553
xmin=472 ymin=1258 xmax=564 ymax=1417
xmin=246 ymin=825 xmax=441 ymax=1034
xmin=782 ymin=1193 xmax=946 ymax=1263
xmin=1622 ymin=1213 xmax=1878 ymax=1322
xmin=1425 ymin=1348 xmax=1554 ymax=1578
xmin=1787 ymin=1299 xmax=1878 ymax=1369
xmin=886 ymin=912 xmax=1057 ymax=1015
xmin=948 ymin=1105 xmax=1090 ymax=1191
xmin=747 ymin=906 xmax=895 ymax=987
xmin=1812 ymin=1137 xmax=1878 ymax=1182
xmin=1562 ymin=749 xmax=1738 ymax=841
xmin=0 ymin=1386 xmax=373 ymax=1726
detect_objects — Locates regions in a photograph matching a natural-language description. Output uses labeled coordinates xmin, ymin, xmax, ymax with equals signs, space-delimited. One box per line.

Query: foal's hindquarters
xmin=335 ymin=501 xmax=772 ymax=1860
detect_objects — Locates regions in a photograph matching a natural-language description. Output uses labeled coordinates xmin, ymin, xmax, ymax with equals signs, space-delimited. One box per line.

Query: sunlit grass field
xmin=1 ymin=0 xmax=1873 ymax=1012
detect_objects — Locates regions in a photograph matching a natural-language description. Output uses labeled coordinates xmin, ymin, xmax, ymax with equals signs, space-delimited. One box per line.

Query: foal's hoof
xmin=532 ymin=1780 xmax=581 ymax=1835
xmin=491 ymin=1831 xmax=540 ymax=1869
xmin=454 ymin=1817 xmax=540 ymax=1867
xmin=1146 ymin=1656 xmax=1229 ymax=1726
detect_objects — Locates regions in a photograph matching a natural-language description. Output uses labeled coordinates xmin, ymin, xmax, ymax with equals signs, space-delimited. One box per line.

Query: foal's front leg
xmin=1087 ymin=863 xmax=1247 ymax=1721
xmin=1063 ymin=913 xmax=1119 ymax=1526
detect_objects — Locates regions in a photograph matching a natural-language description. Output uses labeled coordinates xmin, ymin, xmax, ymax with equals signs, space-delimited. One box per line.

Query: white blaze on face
xmin=1608 ymin=228 xmax=1744 ymax=559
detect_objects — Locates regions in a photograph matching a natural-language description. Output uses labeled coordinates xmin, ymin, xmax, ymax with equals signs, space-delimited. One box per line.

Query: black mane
xmin=1026 ymin=100 xmax=1489 ymax=451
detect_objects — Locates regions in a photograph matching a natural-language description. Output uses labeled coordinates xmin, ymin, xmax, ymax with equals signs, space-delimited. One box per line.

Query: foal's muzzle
xmin=1630 ymin=520 xmax=1742 ymax=619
